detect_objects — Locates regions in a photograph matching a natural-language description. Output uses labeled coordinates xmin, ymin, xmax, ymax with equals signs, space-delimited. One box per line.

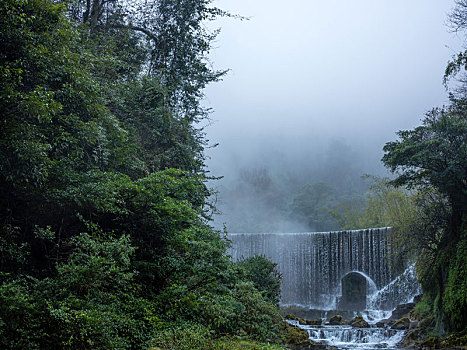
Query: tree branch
xmin=106 ymin=24 xmax=158 ymax=44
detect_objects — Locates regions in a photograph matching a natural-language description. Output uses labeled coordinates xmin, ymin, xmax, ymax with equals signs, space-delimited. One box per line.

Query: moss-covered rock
xmin=391 ymin=316 xmax=410 ymax=330
xmin=439 ymin=329 xmax=467 ymax=348
xmin=286 ymin=343 xmax=337 ymax=350
xmin=409 ymin=301 xmax=432 ymax=321
xmin=350 ymin=315 xmax=369 ymax=328
xmin=329 ymin=315 xmax=343 ymax=325
xmin=298 ymin=318 xmax=322 ymax=326
xmin=282 ymin=322 xmax=310 ymax=345
xmin=285 ymin=314 xmax=300 ymax=321
xmin=401 ymin=329 xmax=422 ymax=348
xmin=419 ymin=336 xmax=439 ymax=349
xmin=418 ymin=315 xmax=435 ymax=331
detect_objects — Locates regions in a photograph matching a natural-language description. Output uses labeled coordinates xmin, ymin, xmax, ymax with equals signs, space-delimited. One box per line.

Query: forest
xmin=0 ymin=0 xmax=466 ymax=349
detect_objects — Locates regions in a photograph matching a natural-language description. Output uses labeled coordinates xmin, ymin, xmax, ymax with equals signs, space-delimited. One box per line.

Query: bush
xmin=0 ymin=277 xmax=43 ymax=349
xmin=151 ymin=323 xmax=212 ymax=350
xmin=443 ymin=226 xmax=467 ymax=331
xmin=230 ymin=282 xmax=283 ymax=342
xmin=237 ymin=255 xmax=282 ymax=305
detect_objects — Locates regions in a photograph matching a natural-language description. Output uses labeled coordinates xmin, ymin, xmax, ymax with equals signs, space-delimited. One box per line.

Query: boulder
xmin=283 ymin=322 xmax=311 ymax=345
xmin=287 ymin=343 xmax=338 ymax=350
xmin=419 ymin=336 xmax=439 ymax=349
xmin=375 ymin=319 xmax=392 ymax=328
xmin=299 ymin=318 xmax=322 ymax=326
xmin=400 ymin=328 xmax=422 ymax=348
xmin=418 ymin=315 xmax=435 ymax=330
xmin=391 ymin=317 xmax=410 ymax=330
xmin=413 ymin=294 xmax=423 ymax=304
xmin=439 ymin=330 xmax=467 ymax=348
xmin=329 ymin=315 xmax=343 ymax=325
xmin=389 ymin=303 xmax=415 ymax=321
xmin=285 ymin=314 xmax=300 ymax=321
xmin=350 ymin=315 xmax=370 ymax=328
xmin=283 ymin=322 xmax=338 ymax=350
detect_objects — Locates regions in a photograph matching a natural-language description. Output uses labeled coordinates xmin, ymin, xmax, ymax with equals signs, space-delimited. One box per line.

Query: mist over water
xmin=209 ymin=137 xmax=389 ymax=232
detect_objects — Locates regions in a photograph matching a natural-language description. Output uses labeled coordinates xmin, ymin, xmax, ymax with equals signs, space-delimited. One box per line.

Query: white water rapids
xmin=288 ymin=320 xmax=405 ymax=350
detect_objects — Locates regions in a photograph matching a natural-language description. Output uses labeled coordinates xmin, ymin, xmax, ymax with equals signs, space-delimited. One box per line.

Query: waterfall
xmin=367 ymin=263 xmax=421 ymax=311
xmin=228 ymin=228 xmax=419 ymax=311
xmin=288 ymin=321 xmax=405 ymax=349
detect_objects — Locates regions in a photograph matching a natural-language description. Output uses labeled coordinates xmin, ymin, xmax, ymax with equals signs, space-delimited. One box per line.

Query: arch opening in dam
xmin=228 ymin=227 xmax=420 ymax=311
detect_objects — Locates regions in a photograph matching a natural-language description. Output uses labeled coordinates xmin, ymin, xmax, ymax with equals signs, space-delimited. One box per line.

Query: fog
xmin=204 ymin=0 xmax=462 ymax=232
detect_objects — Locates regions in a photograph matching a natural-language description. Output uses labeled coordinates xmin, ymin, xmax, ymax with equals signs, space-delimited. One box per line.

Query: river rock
xmin=375 ymin=319 xmax=392 ymax=328
xmin=400 ymin=328 xmax=422 ymax=347
xmin=418 ymin=315 xmax=435 ymax=330
xmin=299 ymin=318 xmax=322 ymax=326
xmin=285 ymin=314 xmax=300 ymax=321
xmin=283 ymin=322 xmax=311 ymax=345
xmin=329 ymin=315 xmax=344 ymax=325
xmin=283 ymin=323 xmax=336 ymax=350
xmin=391 ymin=317 xmax=410 ymax=330
xmin=389 ymin=302 xmax=415 ymax=320
xmin=287 ymin=342 xmax=338 ymax=350
xmin=350 ymin=315 xmax=370 ymax=328
xmin=420 ymin=336 xmax=440 ymax=349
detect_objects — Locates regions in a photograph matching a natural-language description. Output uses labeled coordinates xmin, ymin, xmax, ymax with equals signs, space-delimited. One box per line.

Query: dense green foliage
xmin=0 ymin=0 xmax=284 ymax=348
xmin=382 ymin=96 xmax=467 ymax=333
xmin=333 ymin=176 xmax=417 ymax=231
xmin=237 ymin=255 xmax=282 ymax=305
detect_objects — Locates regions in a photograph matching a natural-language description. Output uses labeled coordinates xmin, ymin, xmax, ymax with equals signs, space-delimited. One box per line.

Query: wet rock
xmin=401 ymin=328 xmax=422 ymax=347
xmin=287 ymin=342 xmax=338 ymax=350
xmin=283 ymin=322 xmax=310 ymax=345
xmin=413 ymin=294 xmax=423 ymax=304
xmin=285 ymin=314 xmax=300 ymax=321
xmin=298 ymin=318 xmax=322 ymax=326
xmin=283 ymin=323 xmax=337 ymax=350
xmin=350 ymin=315 xmax=370 ymax=328
xmin=375 ymin=319 xmax=392 ymax=328
xmin=391 ymin=317 xmax=410 ymax=330
xmin=420 ymin=336 xmax=439 ymax=349
xmin=389 ymin=302 xmax=415 ymax=321
xmin=418 ymin=315 xmax=435 ymax=330
xmin=329 ymin=315 xmax=343 ymax=325
xmin=439 ymin=330 xmax=467 ymax=348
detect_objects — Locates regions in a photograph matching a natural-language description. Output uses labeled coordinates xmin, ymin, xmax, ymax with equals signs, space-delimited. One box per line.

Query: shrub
xmin=237 ymin=255 xmax=282 ymax=305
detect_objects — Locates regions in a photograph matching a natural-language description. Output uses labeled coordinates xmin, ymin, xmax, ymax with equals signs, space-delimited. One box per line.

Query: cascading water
xmin=288 ymin=320 xmax=405 ymax=350
xmin=228 ymin=227 xmax=417 ymax=310
xmin=229 ymin=228 xmax=421 ymax=348
xmin=367 ymin=263 xmax=421 ymax=311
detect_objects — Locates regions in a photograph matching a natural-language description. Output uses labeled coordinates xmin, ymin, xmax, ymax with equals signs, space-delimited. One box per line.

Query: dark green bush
xmin=237 ymin=255 xmax=282 ymax=305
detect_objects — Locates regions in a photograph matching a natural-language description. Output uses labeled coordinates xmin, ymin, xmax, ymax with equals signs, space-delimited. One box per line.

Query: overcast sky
xmin=203 ymin=0 xmax=462 ymax=187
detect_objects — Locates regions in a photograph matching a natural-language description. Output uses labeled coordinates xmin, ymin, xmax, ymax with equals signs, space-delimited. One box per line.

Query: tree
xmin=382 ymin=103 xmax=467 ymax=239
xmin=382 ymin=98 xmax=467 ymax=332
xmin=0 ymin=1 xmax=287 ymax=348
xmin=291 ymin=182 xmax=339 ymax=231
xmin=237 ymin=255 xmax=282 ymax=305
xmin=332 ymin=176 xmax=417 ymax=231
